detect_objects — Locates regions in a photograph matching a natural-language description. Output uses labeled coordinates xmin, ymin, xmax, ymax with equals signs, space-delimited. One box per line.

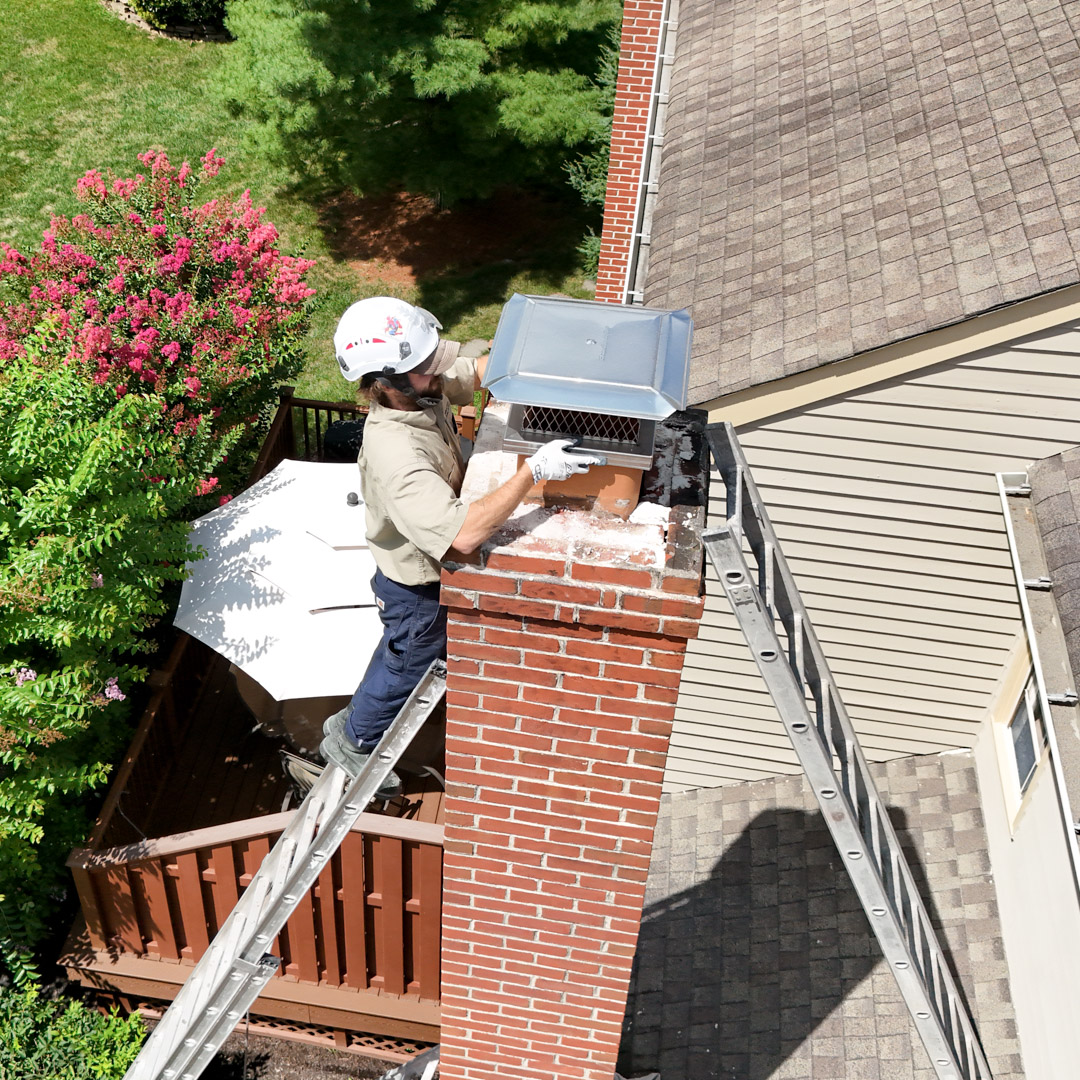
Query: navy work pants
xmin=345 ymin=570 xmax=447 ymax=750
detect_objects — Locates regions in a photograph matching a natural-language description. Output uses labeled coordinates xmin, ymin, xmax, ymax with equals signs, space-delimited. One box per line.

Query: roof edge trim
xmin=705 ymin=282 xmax=1080 ymax=427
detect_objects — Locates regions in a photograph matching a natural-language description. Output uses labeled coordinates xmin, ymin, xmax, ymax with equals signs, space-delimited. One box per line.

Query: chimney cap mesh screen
xmin=520 ymin=406 xmax=641 ymax=447
xmin=502 ymin=403 xmax=656 ymax=469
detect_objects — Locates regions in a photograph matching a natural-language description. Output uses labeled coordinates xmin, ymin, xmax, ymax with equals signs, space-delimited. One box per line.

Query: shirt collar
xmin=366 ymin=400 xmax=443 ymax=429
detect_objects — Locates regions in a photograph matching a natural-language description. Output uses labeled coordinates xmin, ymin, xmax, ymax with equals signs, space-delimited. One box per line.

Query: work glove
xmin=526 ymin=439 xmax=606 ymax=484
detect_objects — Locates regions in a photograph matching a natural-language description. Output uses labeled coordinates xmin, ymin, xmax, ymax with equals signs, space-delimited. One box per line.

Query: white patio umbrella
xmin=175 ymin=458 xmax=383 ymax=700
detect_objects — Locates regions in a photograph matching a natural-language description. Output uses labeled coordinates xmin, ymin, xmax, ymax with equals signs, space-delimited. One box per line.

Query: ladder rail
xmin=125 ymin=660 xmax=448 ymax=1080
xmin=705 ymin=423 xmax=992 ymax=1080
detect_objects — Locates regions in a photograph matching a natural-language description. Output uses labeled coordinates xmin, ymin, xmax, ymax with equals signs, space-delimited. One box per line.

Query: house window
xmin=1009 ymin=678 xmax=1046 ymax=794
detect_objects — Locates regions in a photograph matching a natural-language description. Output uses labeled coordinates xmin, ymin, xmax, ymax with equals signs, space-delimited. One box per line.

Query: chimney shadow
xmin=618 ymin=806 xmax=896 ymax=1079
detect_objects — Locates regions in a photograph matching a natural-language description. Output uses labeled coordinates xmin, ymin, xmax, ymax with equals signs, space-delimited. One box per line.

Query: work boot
xmin=323 ymin=707 xmax=350 ymax=741
xmin=320 ymin=711 xmax=402 ymax=797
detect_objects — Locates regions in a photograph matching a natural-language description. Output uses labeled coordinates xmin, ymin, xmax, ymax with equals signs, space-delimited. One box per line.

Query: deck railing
xmin=251 ymin=386 xmax=367 ymax=479
xmin=291 ymin=395 xmax=367 ymax=461
xmin=69 ymin=812 xmax=444 ymax=1001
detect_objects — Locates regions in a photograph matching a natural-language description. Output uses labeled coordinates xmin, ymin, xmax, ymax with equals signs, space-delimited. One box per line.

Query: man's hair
xmin=359 ymin=368 xmax=413 ymax=407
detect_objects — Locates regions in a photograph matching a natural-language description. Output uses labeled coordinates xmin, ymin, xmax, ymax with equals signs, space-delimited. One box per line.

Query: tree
xmin=565 ymin=23 xmax=620 ymax=275
xmin=565 ymin=24 xmax=620 ymax=210
xmin=222 ymin=0 xmax=621 ymax=204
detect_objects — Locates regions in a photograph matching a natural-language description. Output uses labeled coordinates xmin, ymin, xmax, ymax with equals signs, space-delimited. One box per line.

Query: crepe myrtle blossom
xmin=201 ymin=148 xmax=225 ymax=178
xmin=0 ymin=147 xmax=315 ymax=488
xmin=14 ymin=668 xmax=37 ymax=687
xmin=104 ymin=677 xmax=126 ymax=702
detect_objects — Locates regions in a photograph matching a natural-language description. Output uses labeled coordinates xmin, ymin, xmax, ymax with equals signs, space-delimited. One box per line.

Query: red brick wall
xmin=595 ymin=0 xmax=666 ymax=304
xmin=437 ymin=501 xmax=704 ymax=1079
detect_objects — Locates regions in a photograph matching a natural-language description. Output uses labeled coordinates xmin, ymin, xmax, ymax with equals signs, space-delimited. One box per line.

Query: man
xmin=320 ymin=297 xmax=600 ymax=792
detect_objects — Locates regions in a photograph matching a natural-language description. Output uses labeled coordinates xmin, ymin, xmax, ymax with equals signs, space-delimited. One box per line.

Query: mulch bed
xmin=320 ymin=188 xmax=588 ymax=288
xmin=99 ymin=0 xmax=230 ymax=42
xmin=149 ymin=1022 xmax=390 ymax=1080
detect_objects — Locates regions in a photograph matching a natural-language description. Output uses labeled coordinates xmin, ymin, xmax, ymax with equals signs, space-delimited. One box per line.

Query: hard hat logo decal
xmin=385 ymin=316 xmax=403 ymax=336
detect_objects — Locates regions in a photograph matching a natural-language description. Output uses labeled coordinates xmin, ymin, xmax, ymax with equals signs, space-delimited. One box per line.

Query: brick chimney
xmin=595 ymin=0 xmax=666 ymax=304
xmin=437 ymin=404 xmax=707 ymax=1079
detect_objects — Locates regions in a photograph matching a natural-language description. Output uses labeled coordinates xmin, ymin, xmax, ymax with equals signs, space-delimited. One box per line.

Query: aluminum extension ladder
xmin=124 ymin=661 xmax=448 ymax=1080
xmin=704 ymin=423 xmax=992 ymax=1080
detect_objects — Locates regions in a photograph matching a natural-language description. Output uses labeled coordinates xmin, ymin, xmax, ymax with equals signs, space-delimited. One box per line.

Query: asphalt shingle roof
xmin=645 ymin=0 xmax=1080 ymax=405
xmin=1029 ymin=446 xmax=1080 ymax=686
xmin=618 ymin=751 xmax=1024 ymax=1079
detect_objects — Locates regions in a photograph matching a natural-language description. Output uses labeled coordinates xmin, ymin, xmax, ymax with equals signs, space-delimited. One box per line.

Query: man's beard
xmin=414 ymin=375 xmax=445 ymax=409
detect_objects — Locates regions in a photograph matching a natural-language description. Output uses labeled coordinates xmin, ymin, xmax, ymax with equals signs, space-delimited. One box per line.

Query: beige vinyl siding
xmin=666 ymin=318 xmax=1080 ymax=791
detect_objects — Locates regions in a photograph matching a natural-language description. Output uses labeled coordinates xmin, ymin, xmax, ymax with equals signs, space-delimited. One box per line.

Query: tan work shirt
xmin=358 ymin=355 xmax=477 ymax=585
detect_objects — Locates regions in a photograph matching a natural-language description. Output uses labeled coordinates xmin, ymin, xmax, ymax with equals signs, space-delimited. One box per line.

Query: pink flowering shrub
xmin=0 ymin=148 xmax=314 ymax=493
xmin=0 ymin=152 xmax=314 ymax=971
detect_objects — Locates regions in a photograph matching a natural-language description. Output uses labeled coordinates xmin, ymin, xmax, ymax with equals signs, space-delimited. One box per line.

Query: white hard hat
xmin=333 ymin=297 xmax=458 ymax=382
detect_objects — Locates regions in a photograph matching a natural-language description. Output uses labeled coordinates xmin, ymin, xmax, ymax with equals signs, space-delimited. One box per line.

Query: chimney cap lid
xmin=482 ymin=294 xmax=693 ymax=420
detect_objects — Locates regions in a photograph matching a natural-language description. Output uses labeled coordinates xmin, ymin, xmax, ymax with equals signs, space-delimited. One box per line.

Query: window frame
xmin=1008 ymin=675 xmax=1046 ymax=796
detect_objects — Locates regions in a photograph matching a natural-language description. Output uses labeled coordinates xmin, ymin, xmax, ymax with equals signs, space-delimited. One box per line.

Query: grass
xmin=0 ymin=0 xmax=597 ymax=402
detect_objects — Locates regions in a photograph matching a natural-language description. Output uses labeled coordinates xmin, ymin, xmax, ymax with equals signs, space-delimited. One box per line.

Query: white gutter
xmin=621 ymin=0 xmax=678 ymax=306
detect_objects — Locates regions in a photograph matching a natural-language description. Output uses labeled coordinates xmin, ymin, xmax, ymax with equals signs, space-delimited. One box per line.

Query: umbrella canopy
xmin=175 ymin=458 xmax=383 ymax=700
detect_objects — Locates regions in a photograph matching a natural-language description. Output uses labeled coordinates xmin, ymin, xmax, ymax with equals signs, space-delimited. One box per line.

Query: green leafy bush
xmin=0 ymin=332 xmax=231 ymax=979
xmin=222 ymin=0 xmax=621 ymax=204
xmin=0 ymin=151 xmax=314 ymax=973
xmin=0 ymin=986 xmax=145 ymax=1079
xmin=129 ymin=0 xmax=227 ymax=31
xmin=566 ymin=24 xmax=621 ymax=275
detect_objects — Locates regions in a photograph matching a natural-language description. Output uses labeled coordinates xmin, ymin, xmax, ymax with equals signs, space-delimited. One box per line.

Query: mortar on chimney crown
xmin=453 ymin=401 xmax=707 ymax=594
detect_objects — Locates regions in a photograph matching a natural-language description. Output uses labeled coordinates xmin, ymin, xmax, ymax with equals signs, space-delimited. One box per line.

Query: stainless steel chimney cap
xmin=482 ymin=294 xmax=692 ymax=420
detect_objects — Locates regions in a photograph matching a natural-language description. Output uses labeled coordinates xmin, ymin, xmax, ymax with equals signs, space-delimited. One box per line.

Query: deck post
xmin=69 ymin=861 xmax=108 ymax=952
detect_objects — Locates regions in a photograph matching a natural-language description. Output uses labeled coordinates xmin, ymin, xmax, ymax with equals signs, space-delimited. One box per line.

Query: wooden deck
xmin=143 ymin=652 xmax=289 ymax=837
xmin=139 ymin=647 xmax=446 ymax=839
xmin=62 ymin=634 xmax=446 ymax=1056
xmin=62 ymin=393 xmax=447 ymax=1059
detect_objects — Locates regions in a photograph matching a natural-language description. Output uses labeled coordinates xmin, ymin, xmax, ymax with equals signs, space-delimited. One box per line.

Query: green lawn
xmin=0 ymin=0 xmax=595 ymax=400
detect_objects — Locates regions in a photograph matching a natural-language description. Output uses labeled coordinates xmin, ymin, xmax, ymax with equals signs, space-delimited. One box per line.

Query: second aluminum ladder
xmin=704 ymin=422 xmax=992 ymax=1080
